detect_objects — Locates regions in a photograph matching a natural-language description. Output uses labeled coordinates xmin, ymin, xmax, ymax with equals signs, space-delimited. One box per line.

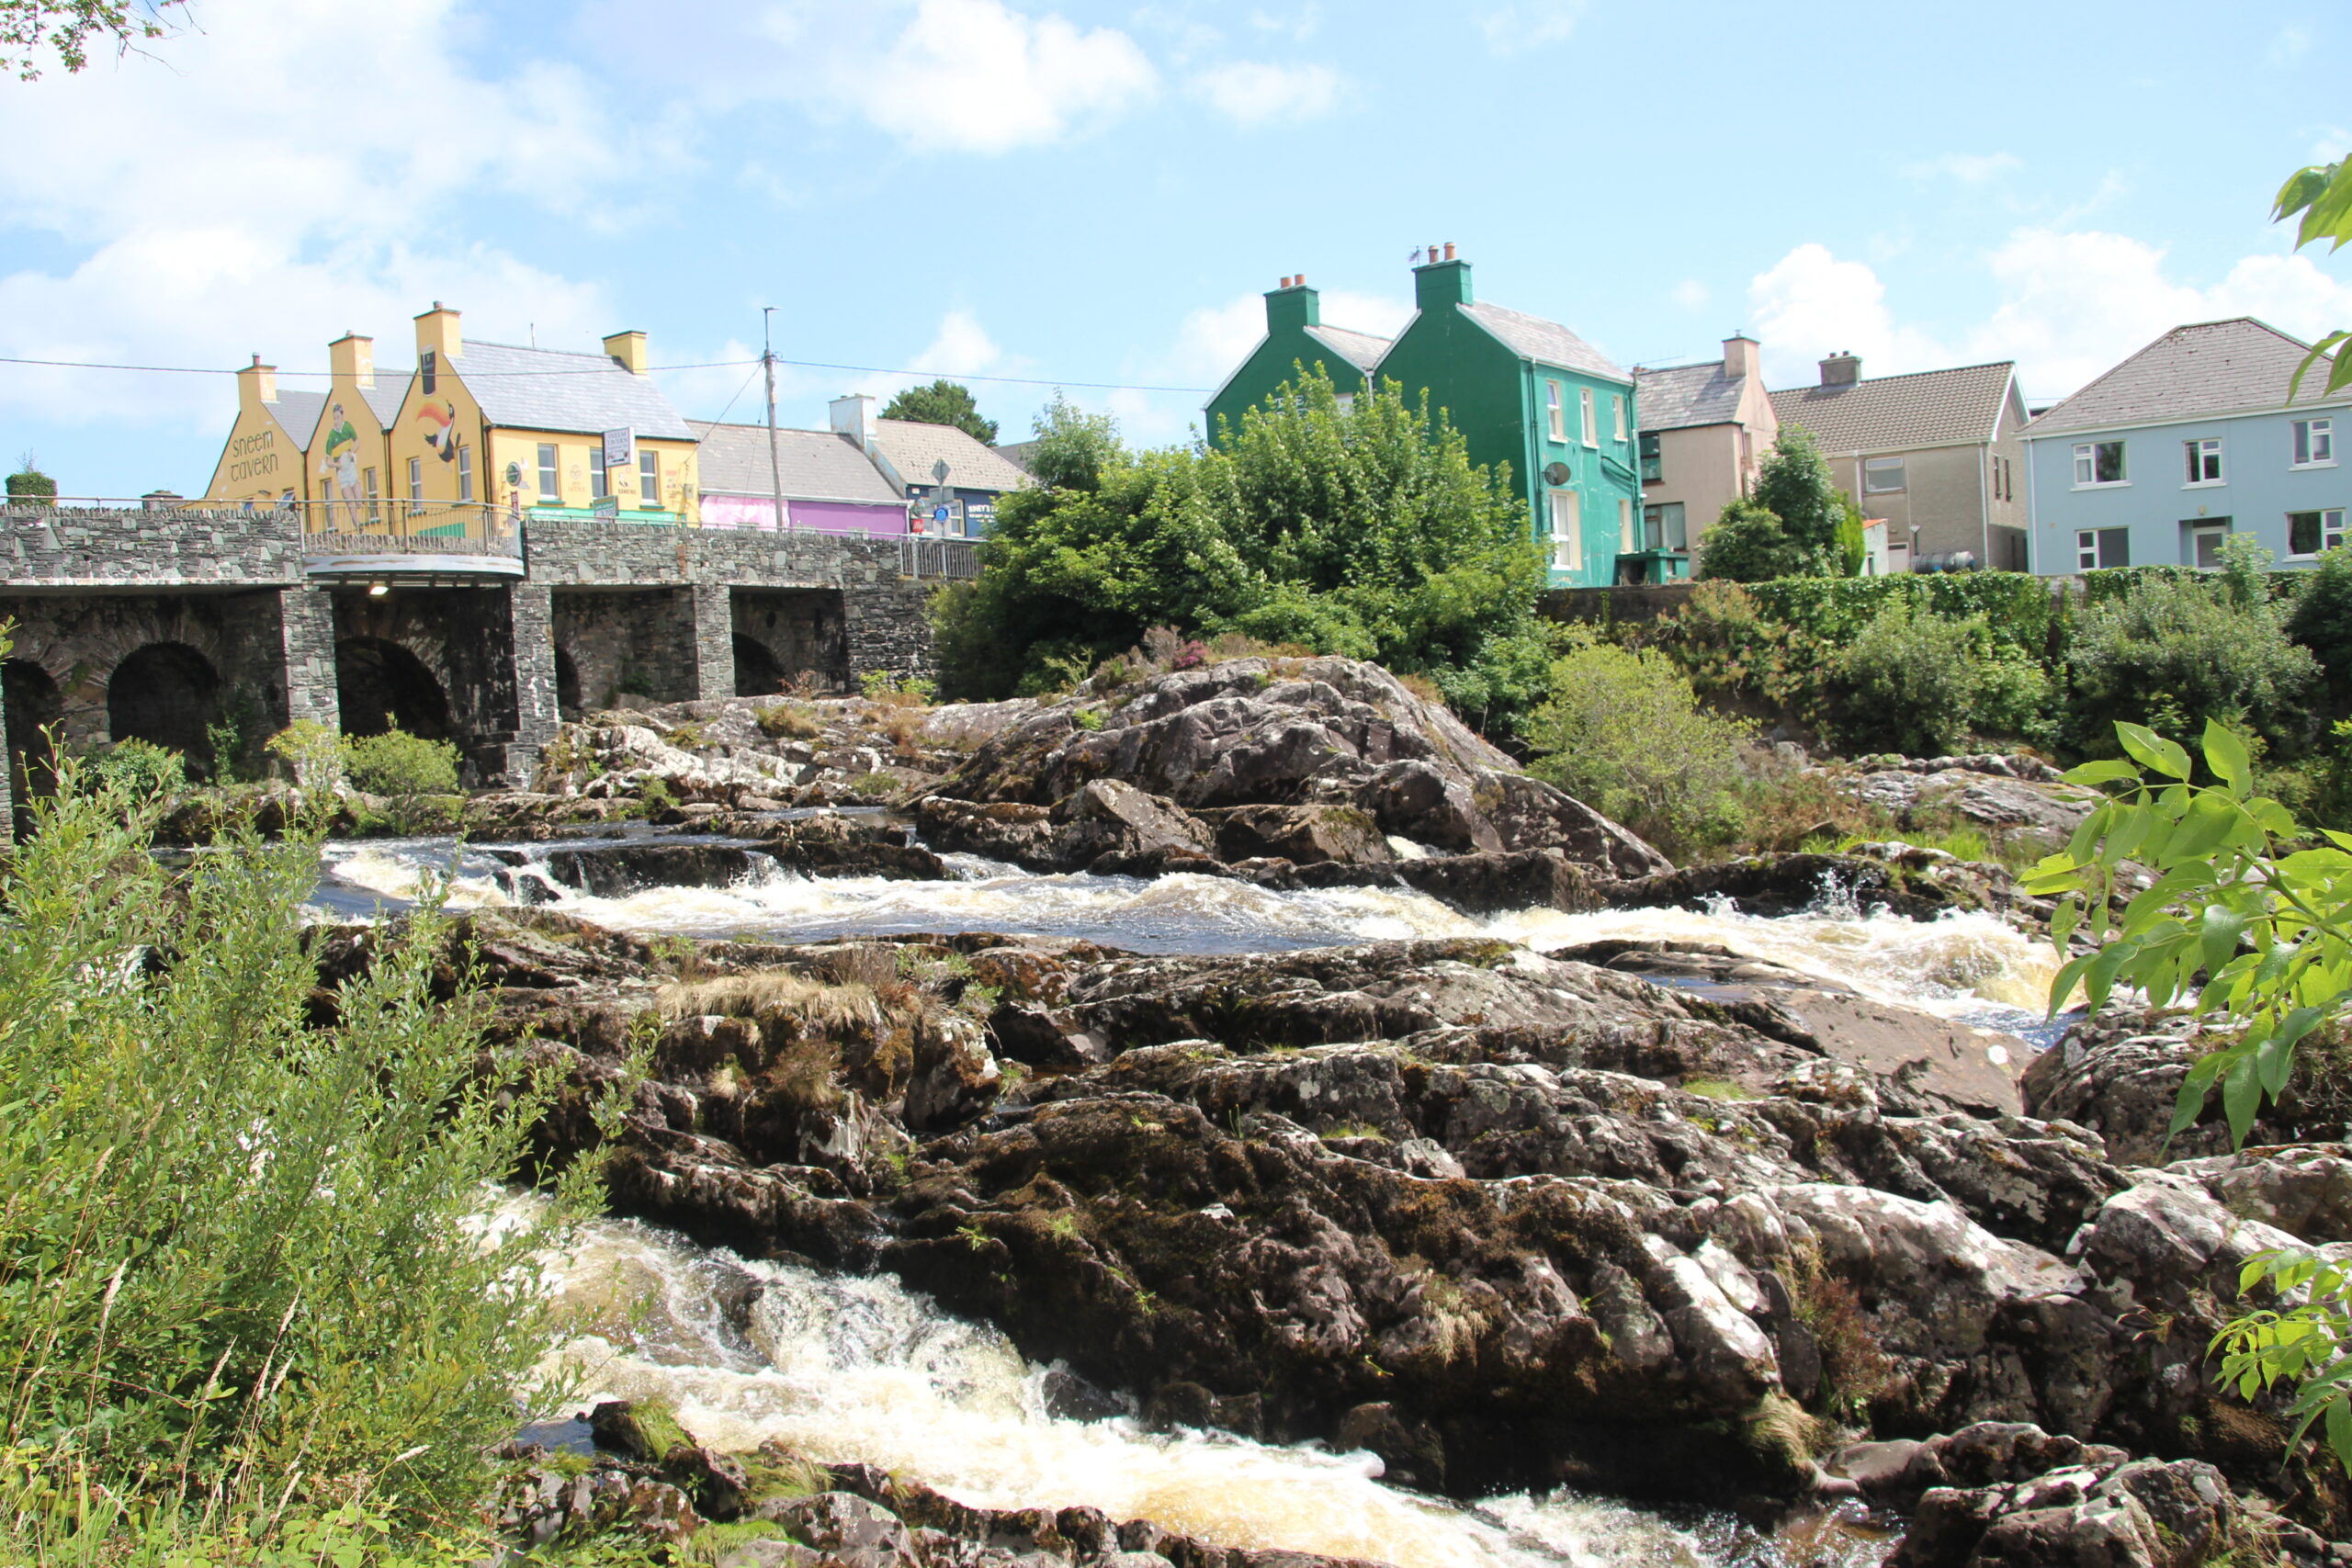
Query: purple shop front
xmin=700 ymin=494 xmax=909 ymax=534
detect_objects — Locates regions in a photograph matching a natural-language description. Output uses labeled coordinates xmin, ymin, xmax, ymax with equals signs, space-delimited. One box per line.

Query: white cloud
xmin=0 ymin=0 xmax=623 ymax=434
xmin=1480 ymin=0 xmax=1583 ymax=54
xmin=1747 ymin=243 xmax=1952 ymax=387
xmin=2271 ymin=25 xmax=2312 ymax=66
xmin=1170 ymin=288 xmax=1412 ymax=384
xmin=1904 ymin=152 xmax=2020 ymax=185
xmin=1192 ymin=60 xmax=1340 ymax=127
xmin=1671 ymin=279 xmax=1710 ymax=311
xmin=1747 ymin=231 xmax=2352 ymax=400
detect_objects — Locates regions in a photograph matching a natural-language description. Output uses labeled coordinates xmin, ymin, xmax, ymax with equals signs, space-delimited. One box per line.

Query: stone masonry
xmin=0 ymin=507 xmax=956 ymax=832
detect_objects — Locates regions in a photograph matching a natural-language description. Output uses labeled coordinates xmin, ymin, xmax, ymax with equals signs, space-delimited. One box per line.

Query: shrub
xmin=344 ymin=725 xmax=462 ymax=796
xmin=2286 ymin=546 xmax=2352 ymax=698
xmin=1526 ymin=640 xmax=1753 ymax=855
xmin=758 ymin=702 xmax=821 ymax=739
xmin=6 ymin=453 xmax=56 ymax=506
xmin=858 ymin=671 xmax=936 ymax=707
xmin=266 ymin=719 xmax=345 ymax=792
xmin=79 ymin=737 xmax=187 ymax=799
xmin=0 ymin=777 xmax=610 ymax=1545
xmin=1829 ymin=602 xmax=1984 ymax=756
xmin=2064 ymin=570 xmax=2320 ymax=758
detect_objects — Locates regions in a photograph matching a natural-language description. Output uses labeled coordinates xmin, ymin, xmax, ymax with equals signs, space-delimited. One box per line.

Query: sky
xmin=3 ymin=0 xmax=2350 ymax=499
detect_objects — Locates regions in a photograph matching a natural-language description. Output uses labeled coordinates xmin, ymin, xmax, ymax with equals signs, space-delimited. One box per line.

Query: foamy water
xmin=316 ymin=836 xmax=2058 ymax=1029
xmin=535 ymin=1210 xmax=1877 ymax=1568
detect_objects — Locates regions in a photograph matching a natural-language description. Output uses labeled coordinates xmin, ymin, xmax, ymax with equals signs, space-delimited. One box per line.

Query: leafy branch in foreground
xmin=1 ymin=0 xmax=187 ymax=80
xmin=2025 ymin=716 xmax=2352 ymax=1467
xmin=2273 ymin=160 xmax=2352 ymax=400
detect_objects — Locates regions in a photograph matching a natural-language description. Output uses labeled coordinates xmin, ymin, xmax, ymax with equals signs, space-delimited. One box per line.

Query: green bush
xmin=345 ymin=726 xmax=462 ymax=796
xmin=1694 ymin=427 xmax=1853 ymax=582
xmin=6 ymin=455 xmax=56 ymax=505
xmin=1829 ymin=602 xmax=1982 ymax=756
xmin=2064 ymin=569 xmax=2320 ymax=758
xmin=80 ymin=737 xmax=186 ymax=799
xmin=2286 ymin=547 xmax=2352 ymax=700
xmin=0 ymin=773 xmax=608 ymax=1546
xmin=1526 ymin=639 xmax=1753 ymax=855
xmin=266 ymin=718 xmax=345 ymax=792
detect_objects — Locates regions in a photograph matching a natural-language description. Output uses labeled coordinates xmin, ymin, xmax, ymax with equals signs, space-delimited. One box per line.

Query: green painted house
xmin=1204 ymin=276 xmax=1394 ymax=441
xmin=1375 ymin=250 xmax=1643 ymax=587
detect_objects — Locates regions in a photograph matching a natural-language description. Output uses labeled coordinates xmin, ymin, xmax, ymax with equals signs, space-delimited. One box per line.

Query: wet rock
xmin=665 ymin=1443 xmax=753 ymax=1520
xmin=1471 ymin=770 xmax=1672 ymax=879
xmin=759 ymin=1492 xmax=923 ymax=1568
xmin=1391 ymin=849 xmax=1609 ymax=915
xmin=1201 ymin=804 xmax=1391 ymax=866
xmin=915 ymin=798 xmax=1060 ymax=867
xmin=757 ymin=815 xmax=951 ymax=881
xmin=1052 ymin=779 xmax=1218 ymax=869
xmin=1606 ymin=850 xmax=2016 ymax=921
xmin=534 ymin=841 xmax=767 ymax=898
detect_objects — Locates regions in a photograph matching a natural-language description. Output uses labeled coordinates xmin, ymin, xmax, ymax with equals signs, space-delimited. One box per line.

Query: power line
xmin=0 ymin=351 xmax=1213 ymax=395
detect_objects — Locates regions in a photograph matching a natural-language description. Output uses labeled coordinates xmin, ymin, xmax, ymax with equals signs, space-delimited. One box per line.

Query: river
xmin=324 ymin=829 xmax=2065 ymax=1568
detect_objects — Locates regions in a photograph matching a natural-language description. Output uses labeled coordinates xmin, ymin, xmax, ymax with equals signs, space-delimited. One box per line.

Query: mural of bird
xmin=416 ymin=400 xmax=459 ymax=461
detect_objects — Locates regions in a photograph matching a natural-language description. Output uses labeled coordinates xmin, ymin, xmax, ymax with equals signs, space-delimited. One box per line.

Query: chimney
xmin=604 ymin=330 xmax=649 ymax=375
xmin=1723 ymin=333 xmax=1759 ymax=381
xmin=1819 ymin=351 xmax=1860 ymax=387
xmin=1442 ymin=242 xmax=1456 ymax=261
xmin=414 ymin=301 xmax=462 ymax=363
xmin=237 ymin=354 xmax=278 ymax=411
xmin=328 ymin=332 xmax=374 ymax=389
xmin=830 ymin=393 xmax=876 ymax=450
xmin=1267 ymin=275 xmax=1321 ymax=333
xmin=1413 ymin=245 xmax=1473 ymax=311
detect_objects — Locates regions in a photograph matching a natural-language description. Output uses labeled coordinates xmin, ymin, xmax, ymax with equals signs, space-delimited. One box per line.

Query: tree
xmin=882 ymin=378 xmax=999 ymax=445
xmin=2 ymin=0 xmax=185 ymax=79
xmin=1695 ymin=497 xmax=1795 ymax=581
xmin=1694 ymin=426 xmax=1855 ymax=582
xmin=2027 ymin=719 xmax=2352 ymax=1469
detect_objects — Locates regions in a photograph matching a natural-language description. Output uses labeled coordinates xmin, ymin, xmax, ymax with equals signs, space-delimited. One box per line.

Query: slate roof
xmin=448 ymin=341 xmax=695 ymax=440
xmin=1304 ymin=324 xmax=1391 ymax=375
xmin=1634 ymin=361 xmax=1750 ymax=431
xmin=2024 ymin=318 xmax=2345 ymax=435
xmin=871 ymin=419 xmax=1032 ymax=494
xmin=688 ymin=421 xmax=906 ymax=505
xmin=1769 ymin=361 xmax=2014 ymax=453
xmin=268 ymin=390 xmax=325 ymax=445
xmin=1461 ymin=301 xmax=1631 ymax=383
xmin=357 ymin=379 xmax=406 ymax=430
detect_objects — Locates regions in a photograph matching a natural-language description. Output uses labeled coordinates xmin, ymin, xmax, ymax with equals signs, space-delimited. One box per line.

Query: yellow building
xmin=205 ymin=304 xmax=699 ymax=527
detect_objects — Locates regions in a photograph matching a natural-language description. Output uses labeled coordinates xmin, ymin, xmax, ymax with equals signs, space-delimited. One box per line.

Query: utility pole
xmin=763 ymin=307 xmax=787 ymax=536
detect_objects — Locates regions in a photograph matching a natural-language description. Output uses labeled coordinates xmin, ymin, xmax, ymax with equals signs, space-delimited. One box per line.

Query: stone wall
xmin=551 ymin=589 xmax=707 ymax=712
xmin=0 ymin=505 xmax=305 ymax=588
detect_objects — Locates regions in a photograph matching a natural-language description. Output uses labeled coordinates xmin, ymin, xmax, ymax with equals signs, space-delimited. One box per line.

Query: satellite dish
xmin=1542 ymin=462 xmax=1572 ymax=485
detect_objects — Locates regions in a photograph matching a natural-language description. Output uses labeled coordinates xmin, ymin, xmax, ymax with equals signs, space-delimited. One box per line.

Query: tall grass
xmin=0 ymin=769 xmax=614 ymax=1561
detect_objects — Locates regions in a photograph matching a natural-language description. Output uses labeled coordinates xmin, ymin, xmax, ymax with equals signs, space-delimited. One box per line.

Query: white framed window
xmin=537 ymin=442 xmax=560 ymax=502
xmin=1579 ymin=387 xmax=1597 ymax=446
xmin=639 ymin=449 xmax=661 ymax=508
xmin=2184 ymin=437 xmax=2224 ymax=486
xmin=2288 ymin=508 xmax=2346 ymax=558
xmin=589 ymin=445 xmax=608 ymax=499
xmin=1547 ymin=489 xmax=1581 ymax=572
xmin=1863 ymin=456 xmax=1906 ymax=493
xmin=1645 ymin=502 xmax=1688 ymax=551
xmin=363 ymin=467 xmax=379 ymax=524
xmin=2294 ymin=418 xmax=2336 ymax=468
xmin=1618 ymin=497 xmax=1634 ymax=551
xmin=1611 ymin=394 xmax=1627 ymax=441
xmin=457 ymin=444 xmax=473 ymax=502
xmin=2075 ymin=527 xmax=2130 ymax=570
xmin=2073 ymin=440 xmax=2126 ymax=486
xmin=406 ymin=456 xmax=422 ymax=513
xmin=1545 ymin=380 xmax=1565 ymax=442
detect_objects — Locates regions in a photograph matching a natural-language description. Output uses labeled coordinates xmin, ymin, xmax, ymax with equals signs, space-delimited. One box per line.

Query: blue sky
xmin=3 ymin=0 xmax=2349 ymax=498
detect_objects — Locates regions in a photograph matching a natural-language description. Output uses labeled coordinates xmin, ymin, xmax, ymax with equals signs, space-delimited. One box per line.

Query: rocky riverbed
xmin=287 ymin=659 xmax=2352 ymax=1566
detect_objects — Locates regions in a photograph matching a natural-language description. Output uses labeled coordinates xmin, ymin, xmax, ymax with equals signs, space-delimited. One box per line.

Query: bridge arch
xmin=5 ymin=660 xmax=62 ymax=830
xmin=335 ymin=637 xmax=452 ymax=739
xmin=107 ymin=641 xmax=221 ymax=773
xmin=733 ymin=634 xmax=786 ymax=698
xmin=553 ymin=646 xmax=582 ymax=716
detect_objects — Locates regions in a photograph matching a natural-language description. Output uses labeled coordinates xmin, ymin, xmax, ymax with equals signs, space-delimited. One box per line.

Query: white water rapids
xmin=332 ymin=829 xmax=2056 ymax=1567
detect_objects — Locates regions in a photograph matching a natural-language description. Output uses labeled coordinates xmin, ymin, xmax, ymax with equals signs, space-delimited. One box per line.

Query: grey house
xmin=1769 ymin=355 xmax=2030 ymax=570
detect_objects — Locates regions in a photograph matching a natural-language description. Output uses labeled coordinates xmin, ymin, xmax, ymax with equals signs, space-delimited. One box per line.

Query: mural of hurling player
xmin=321 ymin=403 xmax=362 ymax=528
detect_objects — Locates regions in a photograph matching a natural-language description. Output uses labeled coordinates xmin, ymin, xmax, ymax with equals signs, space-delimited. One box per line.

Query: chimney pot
xmin=1295 ymin=272 xmax=1305 ymax=286
xmin=1443 ymin=242 xmax=1456 ymax=261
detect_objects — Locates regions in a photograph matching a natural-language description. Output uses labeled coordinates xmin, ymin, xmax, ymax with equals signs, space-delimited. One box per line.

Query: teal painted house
xmin=1204 ymin=276 xmax=1393 ymax=441
xmin=1363 ymin=249 xmax=1643 ymax=587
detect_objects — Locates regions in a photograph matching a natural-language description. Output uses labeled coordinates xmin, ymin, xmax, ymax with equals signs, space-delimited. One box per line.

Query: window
xmin=1618 ymin=497 xmax=1634 ymax=551
xmin=639 ymin=450 xmax=661 ymax=508
xmin=457 ymin=444 xmax=473 ymax=502
xmin=363 ymin=467 xmax=379 ymax=524
xmin=2074 ymin=440 xmax=2126 ymax=486
xmin=589 ymin=445 xmax=608 ymax=500
xmin=1863 ymin=456 xmax=1906 ymax=493
xmin=1638 ymin=432 xmax=1661 ymax=484
xmin=1611 ymin=394 xmax=1627 ymax=441
xmin=2188 ymin=521 xmax=2231 ymax=569
xmin=537 ymin=443 xmax=560 ymax=502
xmin=420 ymin=349 xmax=436 ymax=396
xmin=406 ymin=456 xmax=422 ymax=513
xmin=2184 ymin=437 xmax=2224 ymax=486
xmin=2294 ymin=418 xmax=2335 ymax=468
xmin=1547 ymin=490 xmax=1581 ymax=573
xmin=2075 ymin=527 xmax=2130 ymax=570
xmin=1579 ymin=387 xmax=1597 ymax=446
xmin=1991 ymin=455 xmax=2012 ymax=502
xmin=1644 ymin=502 xmax=1688 ymax=551
xmin=1334 ymin=392 xmax=1356 ymax=415
xmin=2289 ymin=508 xmax=2346 ymax=558
xmin=1545 ymin=380 xmax=1566 ymax=442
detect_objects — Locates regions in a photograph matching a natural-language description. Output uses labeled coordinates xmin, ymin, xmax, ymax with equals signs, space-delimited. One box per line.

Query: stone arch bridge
xmin=0 ymin=505 xmax=957 ymax=832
